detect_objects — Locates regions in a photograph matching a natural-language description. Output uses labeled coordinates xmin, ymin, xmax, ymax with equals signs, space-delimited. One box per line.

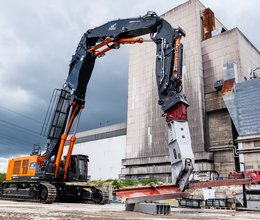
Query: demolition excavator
xmin=0 ymin=11 xmax=194 ymax=203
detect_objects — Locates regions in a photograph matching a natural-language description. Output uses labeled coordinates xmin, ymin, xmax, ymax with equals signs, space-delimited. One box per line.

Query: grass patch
xmin=87 ymin=178 xmax=159 ymax=189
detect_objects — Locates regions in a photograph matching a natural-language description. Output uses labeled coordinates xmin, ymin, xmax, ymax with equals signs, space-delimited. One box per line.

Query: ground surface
xmin=0 ymin=200 xmax=259 ymax=220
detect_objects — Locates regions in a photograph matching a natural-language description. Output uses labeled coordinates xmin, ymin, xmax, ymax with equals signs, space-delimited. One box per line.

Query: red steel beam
xmin=188 ymin=178 xmax=251 ymax=189
xmin=114 ymin=184 xmax=180 ymax=200
xmin=126 ymin=192 xmax=189 ymax=204
xmin=114 ymin=179 xmax=251 ymax=202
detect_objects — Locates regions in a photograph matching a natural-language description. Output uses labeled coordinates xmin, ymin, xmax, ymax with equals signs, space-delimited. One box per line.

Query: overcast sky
xmin=0 ymin=0 xmax=259 ymax=172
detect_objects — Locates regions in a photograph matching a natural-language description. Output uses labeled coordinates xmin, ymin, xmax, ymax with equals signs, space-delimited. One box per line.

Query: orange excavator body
xmin=6 ymin=155 xmax=45 ymax=181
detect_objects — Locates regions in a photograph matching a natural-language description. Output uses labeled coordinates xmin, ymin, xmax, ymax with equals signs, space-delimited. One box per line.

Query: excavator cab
xmin=66 ymin=154 xmax=89 ymax=182
xmin=31 ymin=144 xmax=41 ymax=156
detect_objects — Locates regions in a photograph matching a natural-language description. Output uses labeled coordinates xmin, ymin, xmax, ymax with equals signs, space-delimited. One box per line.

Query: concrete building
xmin=123 ymin=0 xmax=260 ymax=178
xmin=203 ymin=30 xmax=260 ymax=175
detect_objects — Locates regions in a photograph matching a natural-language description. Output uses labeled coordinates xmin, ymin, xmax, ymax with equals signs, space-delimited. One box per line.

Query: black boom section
xmin=66 ymin=12 xmax=161 ymax=103
xmin=66 ymin=11 xmax=187 ymax=113
xmin=67 ymin=50 xmax=96 ymax=102
xmin=153 ymin=21 xmax=187 ymax=112
xmin=45 ymin=89 xmax=71 ymax=159
xmin=86 ymin=12 xmax=160 ymax=42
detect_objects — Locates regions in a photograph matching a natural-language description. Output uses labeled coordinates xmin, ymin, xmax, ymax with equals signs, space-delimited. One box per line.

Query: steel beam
xmin=188 ymin=179 xmax=250 ymax=189
xmin=114 ymin=179 xmax=250 ymax=203
xmin=125 ymin=192 xmax=189 ymax=204
xmin=114 ymin=184 xmax=180 ymax=201
xmin=126 ymin=203 xmax=171 ymax=215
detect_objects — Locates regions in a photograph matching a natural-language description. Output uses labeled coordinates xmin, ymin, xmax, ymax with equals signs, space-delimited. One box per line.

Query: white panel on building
xmin=64 ymin=123 xmax=126 ymax=180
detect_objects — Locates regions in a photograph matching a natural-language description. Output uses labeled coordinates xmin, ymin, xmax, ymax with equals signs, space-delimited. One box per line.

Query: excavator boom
xmin=45 ymin=11 xmax=194 ymax=190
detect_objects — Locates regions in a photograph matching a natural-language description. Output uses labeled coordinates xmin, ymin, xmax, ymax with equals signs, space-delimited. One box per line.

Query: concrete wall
xmin=202 ymin=29 xmax=240 ymax=94
xmin=238 ymin=135 xmax=260 ymax=171
xmin=238 ymin=30 xmax=260 ymax=81
xmin=207 ymin=110 xmax=233 ymax=148
xmin=202 ymin=27 xmax=260 ymax=176
xmin=64 ymin=135 xmax=126 ymax=180
xmin=206 ymin=110 xmax=236 ymax=175
xmin=202 ymin=30 xmax=240 ymax=176
xmin=213 ymin=150 xmax=236 ymax=176
xmin=64 ymin=124 xmax=126 ymax=180
xmin=127 ymin=39 xmax=167 ymax=158
xmin=244 ymin=151 xmax=260 ymax=170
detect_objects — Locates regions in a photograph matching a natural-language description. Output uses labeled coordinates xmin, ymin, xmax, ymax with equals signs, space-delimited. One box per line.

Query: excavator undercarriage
xmin=0 ymin=181 xmax=107 ymax=204
xmin=0 ymin=154 xmax=108 ymax=204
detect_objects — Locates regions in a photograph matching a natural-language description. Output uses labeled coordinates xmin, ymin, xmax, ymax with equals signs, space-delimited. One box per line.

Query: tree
xmin=0 ymin=173 xmax=6 ymax=181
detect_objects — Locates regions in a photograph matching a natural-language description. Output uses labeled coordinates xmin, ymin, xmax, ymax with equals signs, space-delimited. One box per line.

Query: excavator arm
xmin=45 ymin=12 xmax=194 ymax=191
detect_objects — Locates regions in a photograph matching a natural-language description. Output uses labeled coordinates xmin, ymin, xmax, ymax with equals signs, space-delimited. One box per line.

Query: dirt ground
xmin=0 ymin=200 xmax=259 ymax=220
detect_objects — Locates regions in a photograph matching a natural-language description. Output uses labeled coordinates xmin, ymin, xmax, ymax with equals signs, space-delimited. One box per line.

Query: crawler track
xmin=0 ymin=181 xmax=107 ymax=204
xmin=39 ymin=182 xmax=57 ymax=203
xmin=0 ymin=181 xmax=57 ymax=203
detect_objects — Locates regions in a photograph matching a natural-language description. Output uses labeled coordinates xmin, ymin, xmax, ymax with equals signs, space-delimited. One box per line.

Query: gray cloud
xmin=0 ymin=0 xmax=259 ymax=163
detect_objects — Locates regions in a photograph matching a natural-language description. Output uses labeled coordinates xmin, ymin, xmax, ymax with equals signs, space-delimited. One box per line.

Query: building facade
xmin=123 ymin=0 xmax=260 ymax=178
